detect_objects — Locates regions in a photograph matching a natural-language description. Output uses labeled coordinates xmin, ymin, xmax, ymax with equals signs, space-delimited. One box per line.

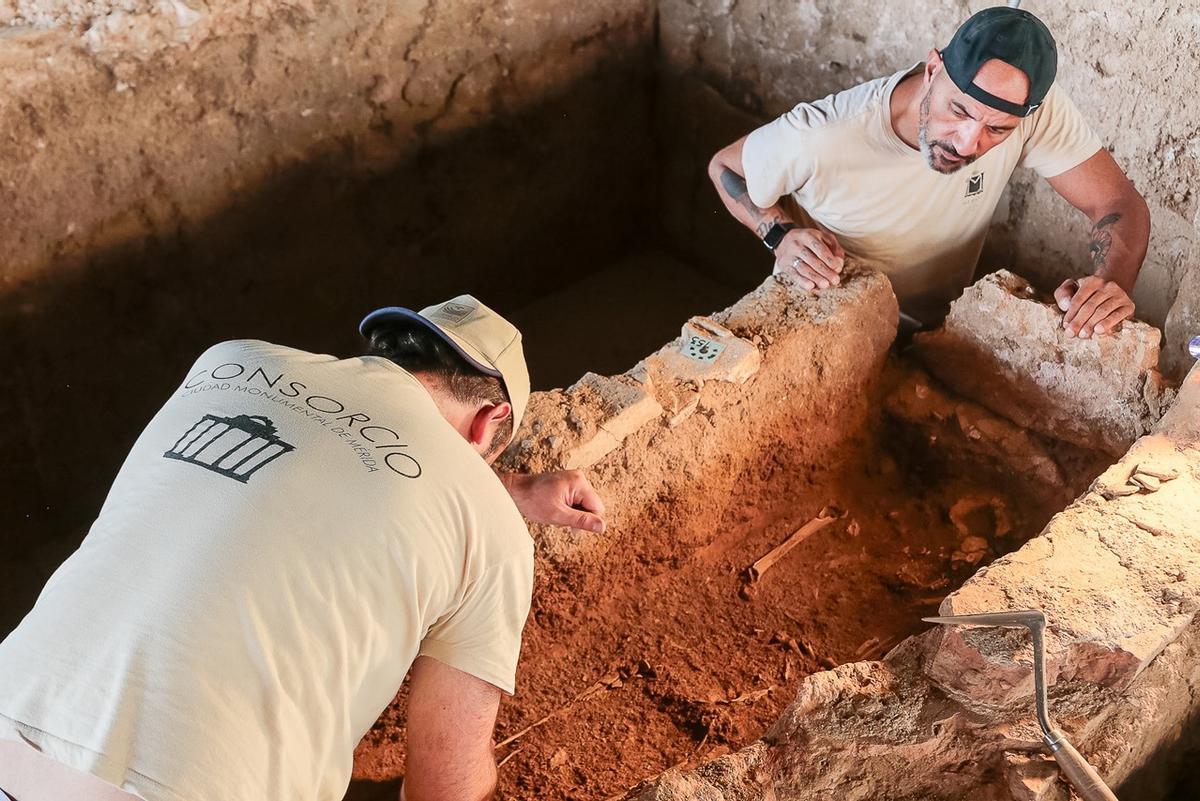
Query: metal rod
xmin=924 ymin=610 xmax=1120 ymax=801
xmin=1028 ymin=620 xmax=1053 ymax=736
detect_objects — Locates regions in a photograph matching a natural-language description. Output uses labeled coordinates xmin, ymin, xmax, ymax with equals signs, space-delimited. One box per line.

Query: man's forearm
xmin=1085 ymin=197 xmax=1149 ymax=295
xmin=401 ymin=765 xmax=496 ymax=801
xmin=708 ymin=156 xmax=792 ymax=240
xmin=707 ymin=142 xmax=847 ymax=289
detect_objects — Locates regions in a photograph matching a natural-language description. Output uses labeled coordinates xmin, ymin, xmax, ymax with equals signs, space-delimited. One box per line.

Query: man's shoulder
xmin=467 ymin=467 xmax=531 ymax=540
xmin=197 ymin=339 xmax=312 ymax=361
xmin=187 ymin=339 xmax=343 ymax=377
xmin=780 ymin=68 xmax=906 ymax=134
xmin=1017 ymin=82 xmax=1080 ymax=136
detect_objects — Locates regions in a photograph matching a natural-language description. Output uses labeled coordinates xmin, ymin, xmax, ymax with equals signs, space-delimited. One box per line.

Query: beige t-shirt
xmin=742 ymin=65 xmax=1102 ymax=322
xmin=0 ymin=340 xmax=534 ymax=801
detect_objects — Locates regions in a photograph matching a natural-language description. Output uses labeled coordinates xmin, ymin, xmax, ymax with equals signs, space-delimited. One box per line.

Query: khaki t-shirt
xmin=742 ymin=64 xmax=1102 ymax=323
xmin=0 ymin=340 xmax=534 ymax=801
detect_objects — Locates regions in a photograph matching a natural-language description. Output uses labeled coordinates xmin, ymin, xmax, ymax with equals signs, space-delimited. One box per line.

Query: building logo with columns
xmin=163 ymin=413 xmax=295 ymax=483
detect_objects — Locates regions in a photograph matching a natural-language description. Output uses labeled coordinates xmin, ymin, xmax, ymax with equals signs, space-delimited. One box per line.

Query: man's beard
xmin=918 ymin=90 xmax=976 ymax=174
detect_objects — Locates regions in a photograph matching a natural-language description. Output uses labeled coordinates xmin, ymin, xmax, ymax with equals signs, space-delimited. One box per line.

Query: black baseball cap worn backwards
xmin=940 ymin=6 xmax=1058 ymax=118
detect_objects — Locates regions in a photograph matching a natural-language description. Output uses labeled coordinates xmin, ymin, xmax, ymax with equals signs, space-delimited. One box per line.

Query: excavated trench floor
xmin=345 ymin=320 xmax=1112 ymax=800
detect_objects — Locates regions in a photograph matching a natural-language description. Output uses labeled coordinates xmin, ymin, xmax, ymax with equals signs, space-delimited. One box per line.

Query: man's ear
xmin=468 ymin=401 xmax=512 ymax=448
xmin=925 ymin=48 xmax=943 ymax=84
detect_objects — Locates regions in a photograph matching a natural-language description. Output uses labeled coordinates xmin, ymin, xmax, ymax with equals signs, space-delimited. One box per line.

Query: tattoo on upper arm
xmin=719 ymin=166 xmax=765 ymax=220
xmin=719 ymin=167 xmax=748 ymax=199
xmin=1088 ymin=212 xmax=1121 ymax=270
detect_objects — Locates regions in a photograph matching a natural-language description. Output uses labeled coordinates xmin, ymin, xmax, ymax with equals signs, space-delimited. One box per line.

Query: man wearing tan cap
xmin=0 ymin=295 xmax=602 ymax=801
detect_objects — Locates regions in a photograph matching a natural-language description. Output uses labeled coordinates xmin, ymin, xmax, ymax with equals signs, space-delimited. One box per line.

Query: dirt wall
xmin=0 ymin=0 xmax=657 ymax=634
xmin=655 ymin=0 xmax=1200 ymax=377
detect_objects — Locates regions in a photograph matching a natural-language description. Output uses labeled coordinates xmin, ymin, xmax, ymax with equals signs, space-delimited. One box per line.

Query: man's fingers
xmin=775 ymin=258 xmax=817 ymax=291
xmin=569 ymin=476 xmax=606 ymax=517
xmin=774 ymin=253 xmax=821 ymax=289
xmin=1055 ymin=275 xmax=1135 ymax=337
xmin=1064 ymin=280 xmax=1104 ymax=330
xmin=568 ymin=509 xmax=605 ymax=534
xmin=792 ymin=274 xmax=817 ymax=291
xmin=799 ymin=256 xmax=837 ymax=287
xmin=1078 ymin=296 xmax=1127 ymax=337
xmin=1093 ymin=302 xmax=1134 ymax=335
xmin=818 ymin=231 xmax=846 ymax=265
xmin=1054 ymin=279 xmax=1078 ymax=312
xmin=796 ymin=248 xmax=840 ymax=287
xmin=803 ymin=232 xmax=845 ymax=276
xmin=802 ymin=235 xmax=841 ymax=278
xmin=553 ymin=470 xmax=606 ymax=532
xmin=543 ymin=499 xmax=604 ymax=533
xmin=824 ymin=232 xmax=846 ymax=260
xmin=1067 ymin=291 xmax=1110 ymax=336
xmin=776 ymin=229 xmax=843 ymax=285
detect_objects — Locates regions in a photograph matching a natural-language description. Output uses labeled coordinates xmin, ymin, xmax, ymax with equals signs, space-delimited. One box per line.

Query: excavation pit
xmin=347 ymin=268 xmax=1141 ymax=800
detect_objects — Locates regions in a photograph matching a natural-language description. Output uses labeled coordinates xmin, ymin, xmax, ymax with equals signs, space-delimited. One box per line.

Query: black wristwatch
xmin=761 ymin=222 xmax=796 ymax=251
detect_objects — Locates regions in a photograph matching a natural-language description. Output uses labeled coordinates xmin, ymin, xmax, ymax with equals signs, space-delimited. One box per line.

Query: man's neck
xmin=890 ymin=70 xmax=924 ymax=151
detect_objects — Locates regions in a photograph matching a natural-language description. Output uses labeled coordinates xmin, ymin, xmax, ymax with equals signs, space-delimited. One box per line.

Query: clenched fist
xmin=499 ymin=469 xmax=607 ymax=533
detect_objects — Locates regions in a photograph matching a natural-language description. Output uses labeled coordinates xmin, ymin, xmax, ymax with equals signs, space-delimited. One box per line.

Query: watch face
xmin=763 ymin=223 xmax=788 ymax=250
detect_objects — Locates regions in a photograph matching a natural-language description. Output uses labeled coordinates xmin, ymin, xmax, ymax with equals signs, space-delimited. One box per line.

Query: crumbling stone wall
xmin=498 ymin=265 xmax=897 ymax=571
xmin=655 ymin=0 xmax=1200 ymax=377
xmin=0 ymin=0 xmax=657 ymax=633
xmin=913 ymin=270 xmax=1174 ymax=456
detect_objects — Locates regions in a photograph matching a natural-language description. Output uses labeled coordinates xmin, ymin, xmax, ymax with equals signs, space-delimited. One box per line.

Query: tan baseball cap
xmin=359 ymin=295 xmax=530 ymax=439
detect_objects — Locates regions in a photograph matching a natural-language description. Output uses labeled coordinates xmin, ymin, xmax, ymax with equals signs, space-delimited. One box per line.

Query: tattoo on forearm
xmin=1088 ymin=212 xmax=1121 ymax=271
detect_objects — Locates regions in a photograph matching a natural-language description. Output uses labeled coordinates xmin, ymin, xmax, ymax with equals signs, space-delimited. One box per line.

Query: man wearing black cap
xmin=709 ymin=6 xmax=1149 ymax=337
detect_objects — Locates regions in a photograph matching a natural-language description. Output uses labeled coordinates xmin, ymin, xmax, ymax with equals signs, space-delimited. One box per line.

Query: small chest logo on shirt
xmin=164 ymin=413 xmax=295 ymax=483
xmin=965 ymin=172 xmax=985 ymax=198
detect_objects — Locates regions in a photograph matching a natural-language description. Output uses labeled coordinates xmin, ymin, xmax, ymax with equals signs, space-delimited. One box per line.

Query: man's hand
xmin=772 ymin=228 xmax=846 ymax=291
xmin=1054 ymin=276 xmax=1136 ymax=338
xmin=500 ymin=470 xmax=606 ymax=533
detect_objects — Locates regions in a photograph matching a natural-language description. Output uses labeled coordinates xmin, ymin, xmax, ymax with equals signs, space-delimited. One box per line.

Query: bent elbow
xmin=707 ymin=150 xmax=726 ymax=184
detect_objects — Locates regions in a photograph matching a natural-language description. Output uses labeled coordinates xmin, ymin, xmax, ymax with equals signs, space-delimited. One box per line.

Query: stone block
xmin=562 ymin=429 xmax=621 ymax=472
xmin=632 ymin=315 xmax=762 ymax=389
xmin=913 ymin=270 xmax=1171 ymax=456
xmin=561 ymin=372 xmax=662 ymax=470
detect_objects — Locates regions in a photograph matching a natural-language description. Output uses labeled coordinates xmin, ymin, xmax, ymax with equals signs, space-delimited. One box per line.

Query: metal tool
xmin=923 ymin=610 xmax=1119 ymax=801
